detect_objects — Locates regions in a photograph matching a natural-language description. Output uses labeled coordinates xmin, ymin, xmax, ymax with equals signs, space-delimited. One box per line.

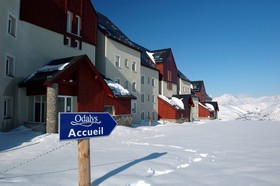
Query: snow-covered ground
xmin=214 ymin=94 xmax=280 ymax=121
xmin=1 ymin=120 xmax=280 ymax=186
xmin=1 ymin=94 xmax=279 ymax=185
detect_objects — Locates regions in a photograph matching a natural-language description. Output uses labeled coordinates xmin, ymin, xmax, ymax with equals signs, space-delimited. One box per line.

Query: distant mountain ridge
xmin=213 ymin=94 xmax=280 ymax=121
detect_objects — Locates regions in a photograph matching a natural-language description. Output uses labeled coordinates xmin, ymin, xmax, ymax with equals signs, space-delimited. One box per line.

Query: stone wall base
xmin=113 ymin=114 xmax=132 ymax=127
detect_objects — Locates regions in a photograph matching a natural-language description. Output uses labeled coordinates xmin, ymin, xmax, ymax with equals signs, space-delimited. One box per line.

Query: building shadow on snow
xmin=0 ymin=125 xmax=43 ymax=153
xmin=91 ymin=152 xmax=167 ymax=185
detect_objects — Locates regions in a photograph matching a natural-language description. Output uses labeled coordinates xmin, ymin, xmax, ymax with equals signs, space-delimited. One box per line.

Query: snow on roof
xmin=159 ymin=95 xmax=185 ymax=110
xmin=22 ymin=62 xmax=70 ymax=84
xmin=205 ymin=103 xmax=215 ymax=111
xmin=199 ymin=102 xmax=214 ymax=112
xmin=146 ymin=51 xmax=155 ymax=64
xmin=105 ymin=79 xmax=130 ymax=96
xmin=37 ymin=62 xmax=69 ymax=72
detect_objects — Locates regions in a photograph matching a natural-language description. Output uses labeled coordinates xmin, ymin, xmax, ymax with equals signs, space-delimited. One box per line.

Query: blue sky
xmin=92 ymin=0 xmax=280 ymax=97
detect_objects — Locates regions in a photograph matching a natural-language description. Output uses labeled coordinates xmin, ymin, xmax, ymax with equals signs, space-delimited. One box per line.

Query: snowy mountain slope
xmin=214 ymin=94 xmax=280 ymax=121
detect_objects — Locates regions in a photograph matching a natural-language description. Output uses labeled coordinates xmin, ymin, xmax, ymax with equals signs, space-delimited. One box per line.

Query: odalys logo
xmin=70 ymin=114 xmax=101 ymax=127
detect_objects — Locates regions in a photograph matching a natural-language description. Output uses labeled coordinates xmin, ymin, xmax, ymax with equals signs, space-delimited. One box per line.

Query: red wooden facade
xmin=193 ymin=81 xmax=207 ymax=103
xmin=158 ymin=97 xmax=185 ymax=121
xmin=153 ymin=49 xmax=178 ymax=89
xmin=20 ymin=0 xmax=97 ymax=47
xmin=198 ymin=104 xmax=213 ymax=119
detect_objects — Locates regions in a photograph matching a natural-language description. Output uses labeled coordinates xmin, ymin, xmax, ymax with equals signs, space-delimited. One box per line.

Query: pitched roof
xmin=19 ymin=56 xmax=81 ymax=86
xmin=206 ymin=94 xmax=213 ymax=101
xmin=133 ymin=42 xmax=158 ymax=70
xmin=18 ymin=55 xmax=136 ymax=99
xmin=97 ymin=12 xmax=157 ymax=70
xmin=97 ymin=12 xmax=140 ymax=51
xmin=178 ymin=70 xmax=191 ymax=82
xmin=173 ymin=94 xmax=195 ymax=107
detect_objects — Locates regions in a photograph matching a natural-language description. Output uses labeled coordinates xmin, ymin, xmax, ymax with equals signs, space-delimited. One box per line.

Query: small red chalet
xmin=19 ymin=55 xmax=135 ymax=132
xmin=158 ymin=95 xmax=194 ymax=123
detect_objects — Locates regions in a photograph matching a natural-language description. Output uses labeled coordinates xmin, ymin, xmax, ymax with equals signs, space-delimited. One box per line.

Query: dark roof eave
xmin=98 ymin=27 xmax=142 ymax=52
xmin=114 ymin=94 xmax=137 ymax=100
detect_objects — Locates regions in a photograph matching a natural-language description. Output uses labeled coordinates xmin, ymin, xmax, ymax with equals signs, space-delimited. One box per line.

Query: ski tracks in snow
xmin=0 ymin=134 xmax=72 ymax=174
xmin=123 ymin=127 xmax=215 ymax=186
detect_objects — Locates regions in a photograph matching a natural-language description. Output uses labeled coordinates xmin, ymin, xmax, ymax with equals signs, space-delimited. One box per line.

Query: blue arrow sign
xmin=59 ymin=112 xmax=117 ymax=141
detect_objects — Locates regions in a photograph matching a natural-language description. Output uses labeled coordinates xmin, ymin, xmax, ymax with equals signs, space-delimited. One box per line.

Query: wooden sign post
xmin=78 ymin=139 xmax=91 ymax=186
xmin=59 ymin=112 xmax=117 ymax=186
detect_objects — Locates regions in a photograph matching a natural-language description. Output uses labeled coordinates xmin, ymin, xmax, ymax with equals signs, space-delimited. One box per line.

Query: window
xmin=152 ymin=95 xmax=156 ymax=103
xmin=141 ymin=75 xmax=145 ymax=84
xmin=167 ymin=70 xmax=172 ymax=81
xmin=8 ymin=13 xmax=16 ymax=37
xmin=132 ymin=61 xmax=136 ymax=72
xmin=131 ymin=102 xmax=137 ymax=114
xmin=152 ymin=78 xmax=155 ymax=87
xmin=141 ymin=112 xmax=145 ymax=120
xmin=125 ymin=80 xmax=129 ymax=89
xmin=167 ymin=70 xmax=172 ymax=89
xmin=167 ymin=70 xmax=172 ymax=90
xmin=115 ymin=55 xmax=121 ymax=67
xmin=147 ymin=77 xmax=150 ymax=84
xmin=75 ymin=15 xmax=81 ymax=36
xmin=58 ymin=96 xmax=73 ymax=112
xmin=167 ymin=82 xmax=172 ymax=90
xmin=5 ymin=55 xmax=15 ymax=77
xmin=147 ymin=94 xmax=150 ymax=102
xmin=34 ymin=96 xmax=46 ymax=122
xmin=132 ymin=82 xmax=136 ymax=92
xmin=152 ymin=111 xmax=156 ymax=120
xmin=75 ymin=40 xmax=80 ymax=49
xmin=124 ymin=58 xmax=129 ymax=68
xmin=65 ymin=37 xmax=71 ymax=46
xmin=3 ymin=99 xmax=11 ymax=118
xmin=66 ymin=11 xmax=73 ymax=33
xmin=141 ymin=93 xmax=145 ymax=103
xmin=104 ymin=105 xmax=115 ymax=115
xmin=66 ymin=11 xmax=81 ymax=36
xmin=115 ymin=78 xmax=121 ymax=85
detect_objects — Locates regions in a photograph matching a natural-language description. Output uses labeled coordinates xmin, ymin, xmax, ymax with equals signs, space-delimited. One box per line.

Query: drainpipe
xmin=46 ymin=83 xmax=58 ymax=133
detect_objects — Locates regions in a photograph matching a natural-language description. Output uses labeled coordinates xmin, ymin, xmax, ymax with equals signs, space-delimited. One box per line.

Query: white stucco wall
xmin=0 ymin=0 xmax=20 ymax=130
xmin=178 ymin=78 xmax=191 ymax=95
xmin=95 ymin=33 xmax=142 ymax=123
xmin=140 ymin=66 xmax=159 ymax=121
xmin=160 ymin=81 xmax=177 ymax=97
xmin=191 ymin=97 xmax=199 ymax=121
